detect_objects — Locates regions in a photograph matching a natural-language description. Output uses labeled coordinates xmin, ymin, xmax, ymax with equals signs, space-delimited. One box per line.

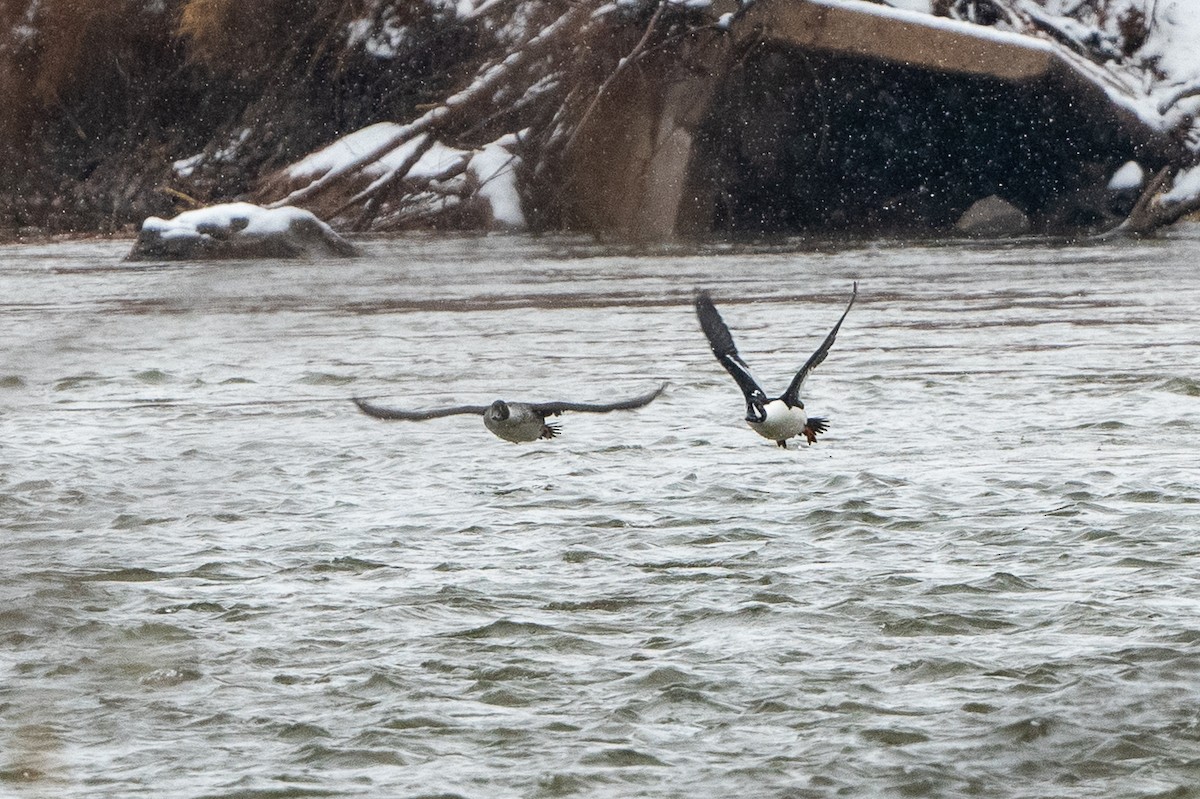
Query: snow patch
xmin=818 ymin=0 xmax=1061 ymax=54
xmin=285 ymin=124 xmax=476 ymax=189
xmin=884 ymin=0 xmax=932 ymax=11
xmin=384 ymin=137 xmax=472 ymax=181
xmin=173 ymin=153 xmax=205 ymax=179
xmin=345 ymin=15 xmax=412 ymax=58
xmin=1108 ymin=161 xmax=1144 ymax=191
xmin=174 ymin=128 xmax=252 ymax=178
xmin=286 ymin=123 xmax=408 ymax=181
xmin=1139 ymin=0 xmax=1200 ymax=92
xmin=141 ymin=203 xmax=319 ymax=237
xmin=467 ymin=134 xmax=526 ymax=229
xmin=1160 ymin=164 xmax=1200 ymax=206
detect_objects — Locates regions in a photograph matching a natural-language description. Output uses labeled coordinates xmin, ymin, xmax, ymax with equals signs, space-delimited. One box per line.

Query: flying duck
xmin=695 ymin=284 xmax=856 ymax=448
xmin=352 ymin=383 xmax=666 ymax=443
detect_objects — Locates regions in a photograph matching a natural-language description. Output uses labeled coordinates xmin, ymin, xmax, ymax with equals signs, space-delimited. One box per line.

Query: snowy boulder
xmin=954 ymin=196 xmax=1031 ymax=237
xmin=127 ymin=203 xmax=358 ymax=261
xmin=1107 ymin=161 xmax=1145 ymax=195
xmin=1104 ymin=161 xmax=1146 ymax=216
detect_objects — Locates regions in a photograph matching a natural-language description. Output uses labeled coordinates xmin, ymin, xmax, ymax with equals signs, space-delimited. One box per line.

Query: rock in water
xmin=954 ymin=195 xmax=1031 ymax=238
xmin=127 ymin=203 xmax=358 ymax=260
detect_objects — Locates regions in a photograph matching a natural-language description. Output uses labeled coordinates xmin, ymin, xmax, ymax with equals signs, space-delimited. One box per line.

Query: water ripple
xmin=2 ymin=234 xmax=1200 ymax=797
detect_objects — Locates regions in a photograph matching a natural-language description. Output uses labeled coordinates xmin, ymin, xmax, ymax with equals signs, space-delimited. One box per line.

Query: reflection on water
xmin=2 ymin=231 xmax=1200 ymax=797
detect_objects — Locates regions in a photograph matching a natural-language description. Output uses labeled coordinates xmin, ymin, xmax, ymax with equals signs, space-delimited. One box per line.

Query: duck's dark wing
xmin=530 ymin=383 xmax=667 ymax=416
xmin=695 ymin=291 xmax=766 ymax=403
xmin=783 ymin=282 xmax=857 ymax=407
xmin=352 ymin=397 xmax=487 ymax=420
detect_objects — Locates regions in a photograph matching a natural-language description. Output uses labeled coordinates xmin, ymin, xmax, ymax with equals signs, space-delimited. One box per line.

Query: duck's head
xmin=744 ymin=391 xmax=768 ymax=424
xmin=488 ymin=400 xmax=510 ymax=420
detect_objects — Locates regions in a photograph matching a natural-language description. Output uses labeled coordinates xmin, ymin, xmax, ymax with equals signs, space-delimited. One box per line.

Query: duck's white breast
xmin=747 ymin=400 xmax=806 ymax=441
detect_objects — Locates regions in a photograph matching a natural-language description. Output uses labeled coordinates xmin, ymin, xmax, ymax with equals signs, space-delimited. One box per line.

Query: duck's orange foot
xmin=804 ymin=416 xmax=829 ymax=444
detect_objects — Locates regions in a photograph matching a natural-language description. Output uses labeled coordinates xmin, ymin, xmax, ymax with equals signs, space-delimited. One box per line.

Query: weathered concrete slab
xmin=560 ymin=44 xmax=730 ymax=240
xmin=738 ymin=0 xmax=1055 ymax=81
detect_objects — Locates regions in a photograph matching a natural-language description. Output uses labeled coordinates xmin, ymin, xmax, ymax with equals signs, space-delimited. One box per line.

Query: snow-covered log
xmin=127 ymin=203 xmax=358 ymax=260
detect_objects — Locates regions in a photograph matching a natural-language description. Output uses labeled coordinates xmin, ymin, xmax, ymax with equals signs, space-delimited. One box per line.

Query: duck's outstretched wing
xmin=531 ymin=383 xmax=667 ymax=416
xmin=695 ymin=291 xmax=767 ymax=403
xmin=352 ymin=397 xmax=487 ymax=420
xmin=783 ymin=282 xmax=857 ymax=407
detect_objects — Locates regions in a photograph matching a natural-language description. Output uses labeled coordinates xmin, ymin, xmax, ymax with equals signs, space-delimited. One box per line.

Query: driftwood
xmin=257 ymin=1 xmax=600 ymax=216
xmin=1104 ymin=165 xmax=1200 ymax=237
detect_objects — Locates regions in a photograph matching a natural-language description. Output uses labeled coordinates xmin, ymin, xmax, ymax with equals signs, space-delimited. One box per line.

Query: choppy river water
xmin=2 ymin=230 xmax=1199 ymax=798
